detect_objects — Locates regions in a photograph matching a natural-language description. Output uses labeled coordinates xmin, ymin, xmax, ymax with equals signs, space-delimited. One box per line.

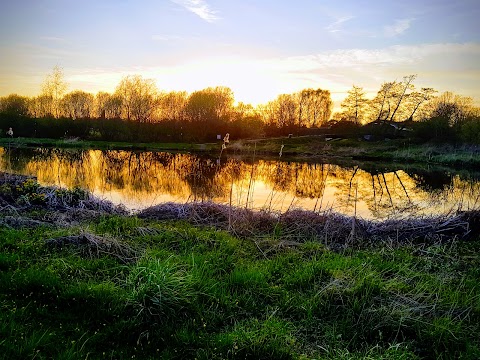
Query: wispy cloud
xmin=325 ymin=15 xmax=354 ymax=33
xmin=384 ymin=18 xmax=413 ymax=37
xmin=7 ymin=42 xmax=477 ymax=106
xmin=265 ymin=42 xmax=480 ymax=103
xmin=274 ymin=43 xmax=480 ymax=78
xmin=170 ymin=0 xmax=219 ymax=23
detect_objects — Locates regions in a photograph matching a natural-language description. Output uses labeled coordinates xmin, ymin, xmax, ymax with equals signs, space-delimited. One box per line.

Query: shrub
xmin=460 ymin=117 xmax=480 ymax=144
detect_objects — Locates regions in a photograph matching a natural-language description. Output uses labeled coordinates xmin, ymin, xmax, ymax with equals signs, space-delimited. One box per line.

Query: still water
xmin=1 ymin=147 xmax=479 ymax=219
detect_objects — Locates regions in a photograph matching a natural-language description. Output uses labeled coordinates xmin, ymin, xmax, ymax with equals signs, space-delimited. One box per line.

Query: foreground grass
xmin=1 ymin=208 xmax=479 ymax=359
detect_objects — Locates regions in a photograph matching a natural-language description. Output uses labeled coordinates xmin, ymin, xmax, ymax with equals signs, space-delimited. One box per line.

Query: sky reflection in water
xmin=1 ymin=147 xmax=479 ymax=219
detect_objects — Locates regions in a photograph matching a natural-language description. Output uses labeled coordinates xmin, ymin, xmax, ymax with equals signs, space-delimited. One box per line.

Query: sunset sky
xmin=1 ymin=0 xmax=479 ymax=108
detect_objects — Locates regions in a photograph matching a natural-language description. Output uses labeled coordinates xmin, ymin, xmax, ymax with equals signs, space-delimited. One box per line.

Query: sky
xmin=1 ymin=0 xmax=479 ymax=109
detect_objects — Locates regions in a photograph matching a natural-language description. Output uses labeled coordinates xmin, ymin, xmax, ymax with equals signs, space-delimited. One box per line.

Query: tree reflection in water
xmin=1 ymin=147 xmax=479 ymax=219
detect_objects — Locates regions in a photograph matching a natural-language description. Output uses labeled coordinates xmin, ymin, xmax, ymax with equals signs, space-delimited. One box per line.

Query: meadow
xmin=0 ymin=173 xmax=479 ymax=359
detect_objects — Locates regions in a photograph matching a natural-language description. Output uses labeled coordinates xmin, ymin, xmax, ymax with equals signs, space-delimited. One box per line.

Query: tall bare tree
xmin=41 ymin=65 xmax=68 ymax=118
xmin=371 ymin=82 xmax=396 ymax=121
xmin=389 ymin=74 xmax=416 ymax=121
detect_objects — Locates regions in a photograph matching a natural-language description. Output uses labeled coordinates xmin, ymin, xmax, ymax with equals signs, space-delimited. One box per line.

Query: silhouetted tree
xmin=95 ymin=92 xmax=123 ymax=119
xmin=430 ymin=91 xmax=474 ymax=126
xmin=371 ymin=82 xmax=396 ymax=121
xmin=389 ymin=74 xmax=416 ymax=121
xmin=406 ymin=87 xmax=437 ymax=121
xmin=297 ymin=88 xmax=332 ymax=127
xmin=28 ymin=95 xmax=54 ymax=118
xmin=0 ymin=94 xmax=29 ymax=116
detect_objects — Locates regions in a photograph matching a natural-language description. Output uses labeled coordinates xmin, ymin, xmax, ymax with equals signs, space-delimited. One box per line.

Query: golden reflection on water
xmin=1 ymin=148 xmax=479 ymax=218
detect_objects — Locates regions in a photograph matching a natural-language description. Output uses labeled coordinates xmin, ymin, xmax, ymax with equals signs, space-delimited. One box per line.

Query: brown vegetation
xmin=138 ymin=201 xmax=477 ymax=251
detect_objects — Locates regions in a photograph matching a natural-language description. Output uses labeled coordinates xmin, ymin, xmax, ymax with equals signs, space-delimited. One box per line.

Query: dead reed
xmin=0 ymin=171 xmax=127 ymax=215
xmin=1 ymin=171 xmax=477 ymax=250
xmin=138 ymin=201 xmax=477 ymax=249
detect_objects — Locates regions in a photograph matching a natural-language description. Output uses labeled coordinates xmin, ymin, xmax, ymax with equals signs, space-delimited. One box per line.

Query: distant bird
xmin=6 ymin=127 xmax=13 ymax=137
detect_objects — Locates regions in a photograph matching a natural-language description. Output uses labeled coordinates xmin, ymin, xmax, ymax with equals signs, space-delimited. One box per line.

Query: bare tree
xmin=115 ymin=75 xmax=159 ymax=122
xmin=406 ymin=87 xmax=437 ymax=121
xmin=61 ymin=90 xmax=94 ymax=119
xmin=95 ymin=91 xmax=110 ymax=118
xmin=28 ymin=95 xmax=54 ymax=118
xmin=185 ymin=86 xmax=234 ymax=123
xmin=272 ymin=94 xmax=297 ymax=128
xmin=389 ymin=74 xmax=416 ymax=121
xmin=95 ymin=92 xmax=123 ymax=119
xmin=157 ymin=91 xmax=188 ymax=121
xmin=371 ymin=82 xmax=396 ymax=121
xmin=297 ymin=89 xmax=332 ymax=127
xmin=430 ymin=91 xmax=474 ymax=126
xmin=41 ymin=65 xmax=68 ymax=118
xmin=341 ymin=85 xmax=368 ymax=124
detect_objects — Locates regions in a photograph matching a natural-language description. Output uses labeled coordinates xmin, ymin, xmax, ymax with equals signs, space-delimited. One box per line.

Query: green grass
xmin=1 ymin=209 xmax=479 ymax=359
xmin=0 ymin=136 xmax=219 ymax=153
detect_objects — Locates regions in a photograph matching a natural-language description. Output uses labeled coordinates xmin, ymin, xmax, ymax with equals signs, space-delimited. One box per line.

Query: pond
xmin=1 ymin=147 xmax=479 ymax=219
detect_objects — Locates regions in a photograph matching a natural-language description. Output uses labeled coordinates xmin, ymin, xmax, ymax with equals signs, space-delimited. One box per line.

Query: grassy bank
xmin=229 ymin=137 xmax=480 ymax=168
xmin=0 ymin=137 xmax=218 ymax=153
xmin=2 ymin=136 xmax=480 ymax=168
xmin=1 ymin=174 xmax=479 ymax=359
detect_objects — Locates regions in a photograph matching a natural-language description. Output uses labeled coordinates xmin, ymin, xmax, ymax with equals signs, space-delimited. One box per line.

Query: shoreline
xmin=1 ymin=172 xmax=478 ymax=248
xmin=1 ymin=136 xmax=480 ymax=168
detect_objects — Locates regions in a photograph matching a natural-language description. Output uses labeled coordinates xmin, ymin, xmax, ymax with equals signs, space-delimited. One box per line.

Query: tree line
xmin=1 ymin=67 xmax=479 ymax=143
xmin=336 ymin=75 xmax=480 ymax=143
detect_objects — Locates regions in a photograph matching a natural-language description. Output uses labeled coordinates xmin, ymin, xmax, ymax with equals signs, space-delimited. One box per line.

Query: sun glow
xmin=151 ymin=57 xmax=291 ymax=106
xmin=14 ymin=43 xmax=480 ymax=110
xmin=65 ymin=56 xmax=335 ymax=107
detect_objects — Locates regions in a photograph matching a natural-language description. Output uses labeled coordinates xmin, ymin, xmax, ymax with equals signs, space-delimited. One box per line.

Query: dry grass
xmin=138 ymin=201 xmax=477 ymax=250
xmin=0 ymin=171 xmax=127 ymax=215
xmin=0 ymin=215 xmax=51 ymax=229
xmin=45 ymin=231 xmax=138 ymax=264
xmin=1 ymin=171 xmax=477 ymax=250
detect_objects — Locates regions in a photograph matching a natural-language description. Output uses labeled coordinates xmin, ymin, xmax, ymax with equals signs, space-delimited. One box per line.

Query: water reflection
xmin=1 ymin=147 xmax=479 ymax=219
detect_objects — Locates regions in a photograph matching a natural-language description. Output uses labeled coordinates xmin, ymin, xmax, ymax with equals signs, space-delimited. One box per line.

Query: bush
xmin=413 ymin=116 xmax=456 ymax=142
xmin=460 ymin=117 xmax=480 ymax=144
